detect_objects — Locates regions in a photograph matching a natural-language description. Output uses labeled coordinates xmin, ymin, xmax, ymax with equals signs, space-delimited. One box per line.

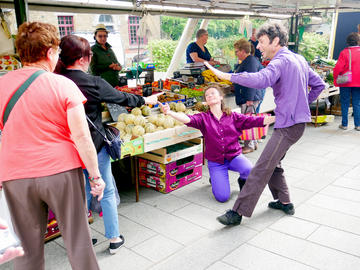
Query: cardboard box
xmin=143 ymin=126 xmax=202 ymax=152
xmin=139 ymin=152 xmax=203 ymax=178
xmin=139 ymin=165 xmax=202 ymax=193
xmin=121 ymin=137 xmax=144 ymax=159
xmin=138 ymin=138 xmax=202 ymax=164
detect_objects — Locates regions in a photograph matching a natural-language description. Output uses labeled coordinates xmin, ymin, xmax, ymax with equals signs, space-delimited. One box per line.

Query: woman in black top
xmin=56 ymin=35 xmax=160 ymax=254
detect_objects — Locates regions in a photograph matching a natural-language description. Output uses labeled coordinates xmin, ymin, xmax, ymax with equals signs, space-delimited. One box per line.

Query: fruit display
xmin=0 ymin=55 xmax=21 ymax=72
xmin=115 ymin=85 xmax=143 ymax=95
xmin=202 ymin=69 xmax=232 ymax=85
xmin=179 ymin=86 xmax=204 ymax=99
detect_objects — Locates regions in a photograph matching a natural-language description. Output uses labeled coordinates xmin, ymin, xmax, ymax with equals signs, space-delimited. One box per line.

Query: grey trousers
xmin=232 ymin=123 xmax=306 ymax=217
xmin=3 ymin=168 xmax=100 ymax=270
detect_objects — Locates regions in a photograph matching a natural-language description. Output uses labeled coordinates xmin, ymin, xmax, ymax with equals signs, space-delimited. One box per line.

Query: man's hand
xmin=109 ymin=63 xmax=122 ymax=71
xmin=143 ymin=92 xmax=163 ymax=105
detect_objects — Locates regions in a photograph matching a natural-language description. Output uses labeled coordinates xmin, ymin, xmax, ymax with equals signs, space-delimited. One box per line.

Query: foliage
xmin=160 ymin=16 xmax=266 ymax=41
xmin=298 ymin=32 xmax=329 ymax=62
xmin=147 ymin=39 xmax=178 ymax=71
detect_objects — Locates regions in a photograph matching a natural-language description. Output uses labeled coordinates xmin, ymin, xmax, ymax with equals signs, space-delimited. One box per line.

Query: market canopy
xmin=1 ymin=0 xmax=360 ymax=19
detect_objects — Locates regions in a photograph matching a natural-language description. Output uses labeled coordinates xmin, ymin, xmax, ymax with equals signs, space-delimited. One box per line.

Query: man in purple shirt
xmin=205 ymin=22 xmax=325 ymax=225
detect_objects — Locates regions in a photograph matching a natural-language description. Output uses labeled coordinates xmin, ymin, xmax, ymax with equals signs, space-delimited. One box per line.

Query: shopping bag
xmin=0 ymin=190 xmax=15 ymax=234
xmin=240 ymin=105 xmax=270 ymax=140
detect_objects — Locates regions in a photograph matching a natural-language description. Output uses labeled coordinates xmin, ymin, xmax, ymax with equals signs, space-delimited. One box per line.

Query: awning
xmin=1 ymin=0 xmax=360 ymax=19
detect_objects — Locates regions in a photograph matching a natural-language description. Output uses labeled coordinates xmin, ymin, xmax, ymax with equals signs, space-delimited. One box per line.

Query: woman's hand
xmin=263 ymin=116 xmax=276 ymax=125
xmin=143 ymin=92 xmax=163 ymax=105
xmin=109 ymin=63 xmax=122 ymax=71
xmin=89 ymin=178 xmax=106 ymax=201
xmin=158 ymin=102 xmax=171 ymax=115
xmin=0 ymin=219 xmax=24 ymax=265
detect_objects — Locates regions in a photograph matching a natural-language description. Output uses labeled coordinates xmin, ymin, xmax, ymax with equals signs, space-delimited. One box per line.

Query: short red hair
xmin=16 ymin=22 xmax=60 ymax=63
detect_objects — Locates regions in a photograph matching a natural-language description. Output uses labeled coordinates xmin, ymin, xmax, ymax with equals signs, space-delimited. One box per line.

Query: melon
xmin=116 ymin=121 xmax=126 ymax=130
xmin=124 ymin=114 xmax=135 ymax=125
xmin=163 ymin=118 xmax=175 ymax=129
xmin=175 ymin=102 xmax=186 ymax=112
xmin=132 ymin=125 xmax=145 ymax=136
xmin=117 ymin=113 xmax=128 ymax=122
xmin=147 ymin=115 xmax=158 ymax=125
xmin=145 ymin=123 xmax=156 ymax=133
xmin=125 ymin=124 xmax=135 ymax=134
xmin=141 ymin=106 xmax=151 ymax=116
xmin=133 ymin=115 xmax=146 ymax=126
xmin=131 ymin=107 xmax=142 ymax=116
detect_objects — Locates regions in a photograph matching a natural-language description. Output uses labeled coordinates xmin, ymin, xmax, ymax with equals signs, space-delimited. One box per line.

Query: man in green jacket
xmin=90 ymin=24 xmax=122 ymax=87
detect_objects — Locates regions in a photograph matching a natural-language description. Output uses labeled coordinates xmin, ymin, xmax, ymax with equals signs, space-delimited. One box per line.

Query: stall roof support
xmin=165 ymin=18 xmax=199 ymax=78
xmin=14 ymin=0 xmax=28 ymax=28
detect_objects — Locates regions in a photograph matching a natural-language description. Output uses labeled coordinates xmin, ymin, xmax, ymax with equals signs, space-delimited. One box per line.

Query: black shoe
xmin=92 ymin=238 xmax=97 ymax=245
xmin=268 ymin=200 xmax=295 ymax=215
xmin=109 ymin=235 xmax=125 ymax=254
xmin=237 ymin=177 xmax=246 ymax=191
xmin=217 ymin=210 xmax=242 ymax=226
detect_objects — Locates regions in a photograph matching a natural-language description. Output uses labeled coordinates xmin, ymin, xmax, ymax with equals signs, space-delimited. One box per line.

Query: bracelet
xmin=88 ymin=176 xmax=101 ymax=182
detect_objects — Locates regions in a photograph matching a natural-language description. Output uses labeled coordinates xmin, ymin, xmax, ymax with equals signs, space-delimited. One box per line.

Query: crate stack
xmin=138 ymin=138 xmax=203 ymax=193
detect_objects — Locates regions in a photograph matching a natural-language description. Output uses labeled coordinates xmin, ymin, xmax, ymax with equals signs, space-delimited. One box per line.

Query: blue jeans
xmin=207 ymin=155 xmax=253 ymax=203
xmin=340 ymin=87 xmax=360 ymax=127
xmin=84 ymin=147 xmax=120 ymax=239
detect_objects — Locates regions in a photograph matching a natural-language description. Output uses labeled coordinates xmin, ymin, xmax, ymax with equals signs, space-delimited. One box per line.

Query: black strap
xmin=244 ymin=105 xmax=257 ymax=114
xmin=86 ymin=115 xmax=111 ymax=144
xmin=3 ymin=70 xmax=46 ymax=126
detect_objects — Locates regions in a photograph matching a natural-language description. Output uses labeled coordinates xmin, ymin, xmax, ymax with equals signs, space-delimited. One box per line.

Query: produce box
xmin=138 ymin=138 xmax=202 ymax=164
xmin=152 ymin=92 xmax=186 ymax=108
xmin=139 ymin=152 xmax=203 ymax=178
xmin=121 ymin=136 xmax=144 ymax=159
xmin=143 ymin=125 xmax=202 ymax=152
xmin=139 ymin=165 xmax=202 ymax=193
xmin=311 ymin=115 xmax=335 ymax=124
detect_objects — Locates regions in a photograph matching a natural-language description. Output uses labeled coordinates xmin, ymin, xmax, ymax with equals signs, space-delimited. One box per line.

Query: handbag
xmin=86 ymin=116 xmax=123 ymax=160
xmin=336 ymin=49 xmax=352 ymax=85
xmin=2 ymin=70 xmax=46 ymax=126
xmin=240 ymin=105 xmax=270 ymax=141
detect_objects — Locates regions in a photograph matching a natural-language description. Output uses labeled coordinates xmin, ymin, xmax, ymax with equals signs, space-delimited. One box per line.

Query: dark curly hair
xmin=346 ymin=32 xmax=360 ymax=46
xmin=256 ymin=22 xmax=288 ymax=46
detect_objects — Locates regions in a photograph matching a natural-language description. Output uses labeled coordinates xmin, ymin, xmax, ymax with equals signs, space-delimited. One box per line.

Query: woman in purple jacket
xmin=159 ymin=86 xmax=275 ymax=202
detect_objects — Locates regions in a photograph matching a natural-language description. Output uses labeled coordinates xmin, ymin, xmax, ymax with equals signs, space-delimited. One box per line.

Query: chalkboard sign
xmin=106 ymin=103 xmax=128 ymax=122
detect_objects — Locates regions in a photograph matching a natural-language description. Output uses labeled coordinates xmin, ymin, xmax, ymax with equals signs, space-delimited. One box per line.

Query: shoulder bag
xmin=2 ymin=70 xmax=46 ymax=126
xmin=336 ymin=48 xmax=352 ymax=85
xmin=240 ymin=105 xmax=270 ymax=141
xmin=86 ymin=116 xmax=123 ymax=160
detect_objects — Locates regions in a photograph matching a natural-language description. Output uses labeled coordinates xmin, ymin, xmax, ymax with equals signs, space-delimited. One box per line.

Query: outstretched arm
xmin=204 ymin=61 xmax=232 ymax=80
xmin=264 ymin=115 xmax=275 ymax=125
xmin=158 ymin=102 xmax=191 ymax=124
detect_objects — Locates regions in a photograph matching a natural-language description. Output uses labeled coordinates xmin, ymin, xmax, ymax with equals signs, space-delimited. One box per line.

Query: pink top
xmin=0 ymin=68 xmax=86 ymax=182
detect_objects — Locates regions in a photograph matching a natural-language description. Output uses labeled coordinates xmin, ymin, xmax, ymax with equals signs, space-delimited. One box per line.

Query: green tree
xmin=147 ymin=39 xmax=179 ymax=71
xmin=298 ymin=32 xmax=329 ymax=62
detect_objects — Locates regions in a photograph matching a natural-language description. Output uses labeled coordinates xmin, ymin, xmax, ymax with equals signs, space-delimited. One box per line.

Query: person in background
xmin=233 ymin=38 xmax=266 ymax=154
xmin=0 ymin=219 xmax=24 ymax=265
xmin=56 ymin=34 xmax=161 ymax=254
xmin=249 ymin=28 xmax=262 ymax=62
xmin=250 ymin=43 xmax=266 ymax=114
xmin=186 ymin=29 xmax=220 ymax=65
xmin=159 ymin=86 xmax=275 ymax=203
xmin=333 ymin=32 xmax=360 ymax=131
xmin=90 ymin=24 xmax=122 ymax=87
xmin=0 ymin=22 xmax=104 ymax=270
xmin=204 ymin=22 xmax=325 ymax=226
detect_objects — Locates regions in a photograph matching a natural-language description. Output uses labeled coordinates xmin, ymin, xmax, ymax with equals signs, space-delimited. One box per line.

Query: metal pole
xmin=165 ymin=18 xmax=199 ymax=78
xmin=14 ymin=0 xmax=28 ymax=28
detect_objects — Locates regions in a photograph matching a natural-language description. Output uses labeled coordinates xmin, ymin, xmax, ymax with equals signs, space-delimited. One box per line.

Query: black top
xmin=249 ymin=39 xmax=262 ymax=62
xmin=233 ymin=55 xmax=265 ymax=105
xmin=62 ymin=69 xmax=145 ymax=152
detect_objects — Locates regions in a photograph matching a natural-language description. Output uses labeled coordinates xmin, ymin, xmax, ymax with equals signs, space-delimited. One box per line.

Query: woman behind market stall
xmin=186 ymin=29 xmax=220 ymax=65
xmin=90 ymin=24 xmax=122 ymax=87
xmin=0 ymin=22 xmax=104 ymax=270
xmin=56 ymin=34 xmax=161 ymax=254
xmin=333 ymin=32 xmax=360 ymax=131
xmin=159 ymin=86 xmax=275 ymax=203
xmin=233 ymin=38 xmax=265 ymax=154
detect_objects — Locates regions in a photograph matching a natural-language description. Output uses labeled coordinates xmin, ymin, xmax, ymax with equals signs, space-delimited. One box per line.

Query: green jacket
xmin=90 ymin=42 xmax=120 ymax=87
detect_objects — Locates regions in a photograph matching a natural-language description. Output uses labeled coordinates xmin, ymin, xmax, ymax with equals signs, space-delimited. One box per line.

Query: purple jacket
xmin=186 ymin=111 xmax=265 ymax=164
xmin=231 ymin=47 xmax=325 ymax=128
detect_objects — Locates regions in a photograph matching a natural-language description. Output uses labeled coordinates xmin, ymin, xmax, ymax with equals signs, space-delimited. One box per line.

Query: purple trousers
xmin=208 ymin=154 xmax=253 ymax=202
xmin=232 ymin=123 xmax=306 ymax=217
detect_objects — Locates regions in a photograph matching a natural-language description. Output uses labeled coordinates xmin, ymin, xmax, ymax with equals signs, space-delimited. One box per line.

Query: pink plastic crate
xmin=139 ymin=165 xmax=202 ymax=193
xmin=139 ymin=153 xmax=203 ymax=178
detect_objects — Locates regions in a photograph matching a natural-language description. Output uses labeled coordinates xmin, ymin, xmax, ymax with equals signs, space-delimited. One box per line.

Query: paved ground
xmin=2 ymin=110 xmax=360 ymax=270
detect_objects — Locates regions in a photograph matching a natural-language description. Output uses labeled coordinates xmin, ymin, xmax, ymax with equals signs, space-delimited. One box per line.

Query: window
xmin=99 ymin=15 xmax=113 ymax=23
xmin=128 ymin=16 xmax=146 ymax=45
xmin=58 ymin=16 xmax=74 ymax=37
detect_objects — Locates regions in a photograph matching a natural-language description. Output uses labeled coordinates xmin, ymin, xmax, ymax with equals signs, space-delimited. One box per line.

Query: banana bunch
xmin=202 ymin=70 xmax=232 ymax=85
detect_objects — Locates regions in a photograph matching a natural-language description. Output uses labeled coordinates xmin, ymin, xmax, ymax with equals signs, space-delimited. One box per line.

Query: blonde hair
xmin=234 ymin=38 xmax=251 ymax=54
xmin=203 ymin=86 xmax=232 ymax=115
